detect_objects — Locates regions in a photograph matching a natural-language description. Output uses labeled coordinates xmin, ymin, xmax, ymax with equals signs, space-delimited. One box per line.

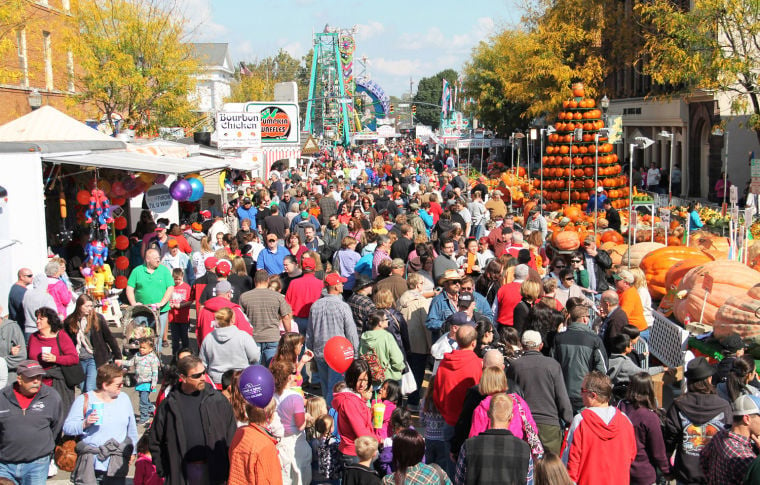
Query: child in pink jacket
xmin=469 ymin=392 xmax=538 ymax=440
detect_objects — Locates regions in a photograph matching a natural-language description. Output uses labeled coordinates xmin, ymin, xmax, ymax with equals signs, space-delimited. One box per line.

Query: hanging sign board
xmin=216 ymin=112 xmax=261 ymax=148
xmin=145 ymin=184 xmax=172 ymax=213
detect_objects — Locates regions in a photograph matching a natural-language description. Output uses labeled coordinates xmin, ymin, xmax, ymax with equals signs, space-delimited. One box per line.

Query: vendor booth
xmin=0 ymin=107 xmax=231 ymax=307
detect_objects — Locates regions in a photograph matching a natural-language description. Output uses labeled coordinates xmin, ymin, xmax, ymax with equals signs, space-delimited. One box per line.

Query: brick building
xmin=0 ymin=0 xmax=93 ymax=126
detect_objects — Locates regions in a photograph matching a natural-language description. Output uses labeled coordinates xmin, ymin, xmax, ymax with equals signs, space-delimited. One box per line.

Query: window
xmin=62 ymin=0 xmax=70 ymax=11
xmin=43 ymin=31 xmax=52 ymax=90
xmin=16 ymin=29 xmax=28 ymax=88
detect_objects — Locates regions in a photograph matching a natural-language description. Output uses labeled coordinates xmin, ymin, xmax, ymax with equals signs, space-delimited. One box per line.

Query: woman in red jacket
xmin=27 ymin=306 xmax=80 ymax=418
xmin=331 ymin=359 xmax=381 ymax=466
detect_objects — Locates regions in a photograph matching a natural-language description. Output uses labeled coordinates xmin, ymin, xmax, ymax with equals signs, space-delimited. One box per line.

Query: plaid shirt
xmin=382 ymin=462 xmax=452 ymax=485
xmin=454 ymin=442 xmax=534 ymax=485
xmin=700 ymin=429 xmax=757 ymax=484
xmin=347 ymin=293 xmax=376 ymax=333
xmin=306 ymin=294 xmax=359 ymax=359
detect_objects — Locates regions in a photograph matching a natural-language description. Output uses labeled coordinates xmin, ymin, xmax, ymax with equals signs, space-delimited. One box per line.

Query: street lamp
xmin=658 ymin=130 xmax=676 ymax=204
xmin=628 ymin=136 xmax=655 ymax=265
xmin=510 ymin=130 xmax=525 ymax=173
xmin=601 ymin=95 xmax=610 ymax=123
xmin=539 ymin=126 xmax=556 ymax=217
xmin=594 ymin=127 xmax=611 ymax=234
xmin=28 ymin=89 xmax=42 ymax=111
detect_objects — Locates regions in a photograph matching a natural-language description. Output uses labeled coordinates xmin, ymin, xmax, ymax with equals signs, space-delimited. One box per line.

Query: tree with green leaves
xmin=70 ymin=0 xmax=200 ymax=135
xmin=413 ymin=69 xmax=458 ymax=128
xmin=638 ymin=0 xmax=760 ymax=143
xmin=228 ymin=49 xmax=312 ymax=107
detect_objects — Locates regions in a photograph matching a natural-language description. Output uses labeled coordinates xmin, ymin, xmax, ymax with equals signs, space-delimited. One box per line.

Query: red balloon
xmin=324 ymin=336 xmax=354 ymax=373
xmin=111 ymin=196 xmax=126 ymax=206
xmin=76 ymin=190 xmax=91 ymax=205
xmin=114 ymin=275 xmax=128 ymax=289
xmin=115 ymin=235 xmax=129 ymax=250
xmin=115 ymin=256 xmax=129 ymax=270
xmin=114 ymin=216 xmax=127 ymax=230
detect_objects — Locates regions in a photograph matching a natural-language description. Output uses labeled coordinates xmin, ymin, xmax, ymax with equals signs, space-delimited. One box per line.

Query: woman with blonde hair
xmin=535 ymin=451 xmax=573 ymax=485
xmin=468 ymin=367 xmax=541 ymax=455
xmin=199 ymin=307 xmax=260 ymax=386
xmin=228 ymin=256 xmax=253 ymax=295
xmin=630 ymin=267 xmax=653 ymax=329
xmin=192 ymin=235 xmax=216 ymax=278
xmin=371 ymin=216 xmax=388 ymax=235
xmin=374 ymin=288 xmax=410 ymax=359
xmin=513 ymin=279 xmax=542 ymax=335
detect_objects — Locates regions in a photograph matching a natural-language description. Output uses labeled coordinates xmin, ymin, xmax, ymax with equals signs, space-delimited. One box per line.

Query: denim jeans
xmin=257 ymin=341 xmax=278 ymax=367
xmin=294 ymin=317 xmax=319 ymax=385
xmin=425 ymin=439 xmax=450 ymax=473
xmin=442 ymin=424 xmax=456 ymax=477
xmin=315 ymin=357 xmax=344 ymax=408
xmin=406 ymin=353 xmax=429 ymax=406
xmin=0 ymin=454 xmax=50 ymax=485
xmin=170 ymin=322 xmax=189 ymax=355
xmin=138 ymin=390 xmax=153 ymax=423
xmin=156 ymin=311 xmax=169 ymax=355
xmin=80 ymin=357 xmax=97 ymax=393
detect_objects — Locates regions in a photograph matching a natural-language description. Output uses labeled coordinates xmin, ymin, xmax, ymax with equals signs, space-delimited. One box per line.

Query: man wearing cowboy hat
xmin=426 ymin=269 xmax=462 ymax=342
xmin=347 ymin=274 xmax=376 ymax=335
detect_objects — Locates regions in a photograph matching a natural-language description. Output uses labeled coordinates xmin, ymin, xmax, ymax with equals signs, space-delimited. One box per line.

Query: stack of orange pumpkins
xmin=541 ymin=83 xmax=629 ymax=213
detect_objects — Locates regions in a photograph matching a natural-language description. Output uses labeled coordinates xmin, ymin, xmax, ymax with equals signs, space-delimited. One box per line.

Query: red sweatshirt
xmin=27 ymin=332 xmax=79 ymax=386
xmin=332 ymin=390 xmax=380 ymax=456
xmin=496 ymin=281 xmax=522 ymax=326
xmin=432 ymin=349 xmax=483 ymax=426
xmin=567 ymin=408 xmax=637 ymax=485
xmin=196 ymin=296 xmax=253 ymax=345
xmin=285 ymin=273 xmax=324 ymax=319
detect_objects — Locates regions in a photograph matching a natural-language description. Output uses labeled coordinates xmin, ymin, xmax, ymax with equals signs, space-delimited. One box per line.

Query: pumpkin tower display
xmin=541 ymin=83 xmax=628 ymax=213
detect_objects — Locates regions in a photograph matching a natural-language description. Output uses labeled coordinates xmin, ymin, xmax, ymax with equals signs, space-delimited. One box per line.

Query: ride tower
xmin=305 ymin=26 xmax=357 ymax=146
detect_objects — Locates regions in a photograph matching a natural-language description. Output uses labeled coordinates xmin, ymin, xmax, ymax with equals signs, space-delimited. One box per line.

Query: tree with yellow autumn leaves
xmin=69 ymin=0 xmax=201 ymax=135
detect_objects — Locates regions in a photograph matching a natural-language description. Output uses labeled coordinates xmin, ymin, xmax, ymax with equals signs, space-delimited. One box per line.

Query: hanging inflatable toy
xmin=84 ymin=189 xmax=115 ymax=230
xmin=86 ymin=239 xmax=109 ymax=269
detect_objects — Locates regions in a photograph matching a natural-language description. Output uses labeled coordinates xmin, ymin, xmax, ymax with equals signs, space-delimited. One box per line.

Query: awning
xmin=43 ymin=150 xmax=229 ymax=175
xmin=264 ymin=146 xmax=301 ymax=165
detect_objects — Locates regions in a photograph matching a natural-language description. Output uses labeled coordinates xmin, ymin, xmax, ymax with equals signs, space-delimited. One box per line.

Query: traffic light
xmin=412 ymin=105 xmax=417 ymax=114
xmin=389 ymin=104 xmax=395 ymax=114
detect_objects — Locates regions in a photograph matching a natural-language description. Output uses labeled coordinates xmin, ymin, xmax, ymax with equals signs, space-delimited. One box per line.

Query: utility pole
xmin=410 ymin=77 xmax=414 ymax=127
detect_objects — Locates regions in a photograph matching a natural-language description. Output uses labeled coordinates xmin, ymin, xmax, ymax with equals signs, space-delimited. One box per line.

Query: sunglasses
xmin=23 ymin=274 xmax=33 ymax=278
xmin=460 ymin=286 xmax=473 ymax=291
xmin=564 ymin=277 xmax=575 ymax=281
xmin=187 ymin=371 xmax=206 ymax=379
xmin=554 ymin=265 xmax=566 ymax=269
xmin=570 ymin=260 xmax=581 ymax=263
xmin=267 ymin=239 xmax=278 ymax=243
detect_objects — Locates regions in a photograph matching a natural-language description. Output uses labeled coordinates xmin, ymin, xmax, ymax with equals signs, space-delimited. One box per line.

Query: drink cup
xmin=41 ymin=347 xmax=52 ymax=355
xmin=372 ymin=401 xmax=385 ymax=429
xmin=90 ymin=402 xmax=104 ymax=425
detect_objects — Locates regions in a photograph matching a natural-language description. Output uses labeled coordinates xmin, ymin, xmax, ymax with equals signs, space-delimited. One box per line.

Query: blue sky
xmin=185 ymin=0 xmax=521 ymax=97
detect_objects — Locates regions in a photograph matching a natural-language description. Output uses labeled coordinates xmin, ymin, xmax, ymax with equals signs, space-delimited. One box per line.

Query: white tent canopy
xmin=43 ymin=150 xmax=228 ymax=175
xmin=0 ymin=106 xmax=117 ymax=143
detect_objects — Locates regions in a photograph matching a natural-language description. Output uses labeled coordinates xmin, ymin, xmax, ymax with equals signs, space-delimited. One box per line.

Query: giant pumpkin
xmin=553 ymin=231 xmax=580 ymax=251
xmin=622 ymin=242 xmax=665 ymax=268
xmin=640 ymin=247 xmax=714 ymax=300
xmin=672 ymin=261 xmax=760 ymax=326
xmin=657 ymin=258 xmax=712 ymax=316
xmin=688 ymin=231 xmax=730 ymax=259
xmin=713 ymin=284 xmax=760 ymax=342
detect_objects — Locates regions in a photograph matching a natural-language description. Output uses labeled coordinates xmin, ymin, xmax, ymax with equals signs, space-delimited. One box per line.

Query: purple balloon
xmin=169 ymin=179 xmax=193 ymax=202
xmin=121 ymin=176 xmax=137 ymax=192
xmin=238 ymin=365 xmax=275 ymax=408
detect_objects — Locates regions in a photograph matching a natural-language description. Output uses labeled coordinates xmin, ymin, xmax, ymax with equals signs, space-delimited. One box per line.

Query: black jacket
xmin=149 ymin=383 xmax=237 ymax=485
xmin=663 ymin=391 xmax=732 ymax=484
xmin=606 ymin=207 xmax=621 ymax=233
xmin=65 ymin=313 xmax=120 ymax=367
xmin=342 ymin=463 xmax=382 ymax=485
xmin=0 ymin=384 xmax=63 ymax=462
xmin=601 ymin=307 xmax=630 ymax=354
xmin=553 ymin=322 xmax=608 ymax=412
xmin=583 ymin=249 xmax=613 ymax=292
xmin=509 ymin=350 xmax=573 ymax=427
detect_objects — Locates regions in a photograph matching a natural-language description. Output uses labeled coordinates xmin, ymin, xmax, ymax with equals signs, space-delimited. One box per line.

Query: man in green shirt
xmin=126 ymin=248 xmax=174 ymax=355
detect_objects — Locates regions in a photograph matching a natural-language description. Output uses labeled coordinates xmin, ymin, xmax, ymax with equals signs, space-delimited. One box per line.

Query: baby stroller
xmin=120 ymin=304 xmax=159 ymax=387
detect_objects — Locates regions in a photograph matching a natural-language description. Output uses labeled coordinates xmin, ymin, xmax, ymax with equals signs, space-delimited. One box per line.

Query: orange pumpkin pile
xmin=542 ymin=83 xmax=629 ymax=213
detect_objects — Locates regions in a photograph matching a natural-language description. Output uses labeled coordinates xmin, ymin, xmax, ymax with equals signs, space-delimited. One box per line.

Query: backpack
xmin=361 ymin=348 xmax=386 ymax=384
xmin=317 ymin=436 xmax=342 ymax=479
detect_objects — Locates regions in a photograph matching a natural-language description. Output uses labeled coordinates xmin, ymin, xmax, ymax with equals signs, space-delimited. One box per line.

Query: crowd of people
xmin=1 ymin=138 xmax=759 ymax=485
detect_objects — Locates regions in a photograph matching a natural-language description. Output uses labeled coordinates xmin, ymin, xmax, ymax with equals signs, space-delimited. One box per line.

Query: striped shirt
xmin=239 ymin=288 xmax=292 ymax=343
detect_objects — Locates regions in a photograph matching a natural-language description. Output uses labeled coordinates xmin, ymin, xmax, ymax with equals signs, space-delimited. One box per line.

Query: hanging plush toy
xmin=86 ymin=239 xmax=109 ymax=269
xmin=84 ymin=189 xmax=114 ymax=230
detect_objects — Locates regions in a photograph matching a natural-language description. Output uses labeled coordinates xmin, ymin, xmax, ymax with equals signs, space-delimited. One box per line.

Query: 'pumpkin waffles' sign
xmin=222 ymin=102 xmax=301 ymax=146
